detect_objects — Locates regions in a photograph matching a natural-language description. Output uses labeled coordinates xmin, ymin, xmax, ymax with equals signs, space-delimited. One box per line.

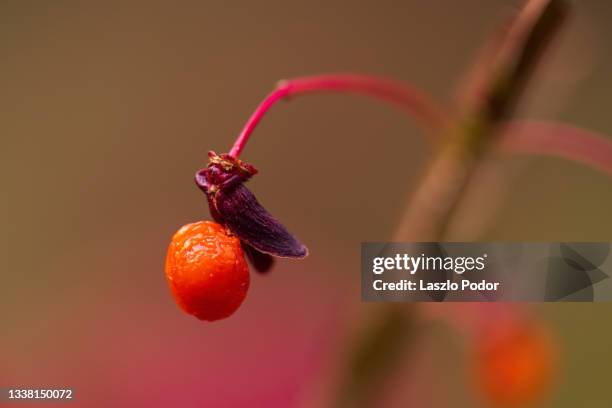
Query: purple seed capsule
xmin=242 ymin=242 xmax=275 ymax=274
xmin=195 ymin=151 xmax=308 ymax=261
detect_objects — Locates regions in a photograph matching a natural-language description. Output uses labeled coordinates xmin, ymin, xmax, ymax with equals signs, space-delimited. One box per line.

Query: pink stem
xmin=228 ymin=73 xmax=447 ymax=158
xmin=498 ymin=120 xmax=612 ymax=175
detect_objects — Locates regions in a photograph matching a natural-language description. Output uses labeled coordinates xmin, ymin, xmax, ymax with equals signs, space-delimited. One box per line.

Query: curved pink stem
xmin=498 ymin=120 xmax=612 ymax=175
xmin=228 ymin=73 xmax=447 ymax=158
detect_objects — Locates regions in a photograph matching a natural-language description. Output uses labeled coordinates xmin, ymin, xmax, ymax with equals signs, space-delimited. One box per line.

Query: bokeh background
xmin=1 ymin=0 xmax=611 ymax=407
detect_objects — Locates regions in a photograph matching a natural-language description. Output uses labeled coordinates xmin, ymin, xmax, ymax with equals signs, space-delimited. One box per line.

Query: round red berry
xmin=474 ymin=321 xmax=557 ymax=406
xmin=165 ymin=221 xmax=250 ymax=321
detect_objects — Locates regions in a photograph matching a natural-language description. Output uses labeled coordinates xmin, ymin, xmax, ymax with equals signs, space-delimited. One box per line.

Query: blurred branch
xmin=396 ymin=0 xmax=567 ymax=241
xmin=332 ymin=306 xmax=415 ymax=408
xmin=333 ymin=1 xmax=568 ymax=406
xmin=498 ymin=120 xmax=612 ymax=175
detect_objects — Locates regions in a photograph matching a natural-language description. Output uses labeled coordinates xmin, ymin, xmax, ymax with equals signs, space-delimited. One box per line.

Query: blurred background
xmin=1 ymin=0 xmax=611 ymax=406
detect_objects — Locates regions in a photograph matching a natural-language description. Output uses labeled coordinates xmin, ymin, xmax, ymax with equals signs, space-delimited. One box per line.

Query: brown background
xmin=1 ymin=1 xmax=611 ymax=406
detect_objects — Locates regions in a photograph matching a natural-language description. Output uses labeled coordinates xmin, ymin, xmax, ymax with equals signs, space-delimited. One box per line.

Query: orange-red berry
xmin=165 ymin=221 xmax=250 ymax=321
xmin=474 ymin=321 xmax=558 ymax=407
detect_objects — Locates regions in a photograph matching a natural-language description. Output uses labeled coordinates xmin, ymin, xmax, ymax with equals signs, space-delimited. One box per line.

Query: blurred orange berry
xmin=474 ymin=320 xmax=558 ymax=407
xmin=165 ymin=221 xmax=250 ymax=321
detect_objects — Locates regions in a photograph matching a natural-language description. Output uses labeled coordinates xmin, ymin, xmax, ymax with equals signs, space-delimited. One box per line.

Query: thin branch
xmin=498 ymin=120 xmax=612 ymax=175
xmin=228 ymin=74 xmax=447 ymax=158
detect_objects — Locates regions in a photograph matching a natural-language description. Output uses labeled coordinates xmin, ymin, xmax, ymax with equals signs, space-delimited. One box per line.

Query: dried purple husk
xmin=215 ymin=183 xmax=308 ymax=258
xmin=242 ymin=242 xmax=275 ymax=273
xmin=195 ymin=151 xmax=308 ymax=260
